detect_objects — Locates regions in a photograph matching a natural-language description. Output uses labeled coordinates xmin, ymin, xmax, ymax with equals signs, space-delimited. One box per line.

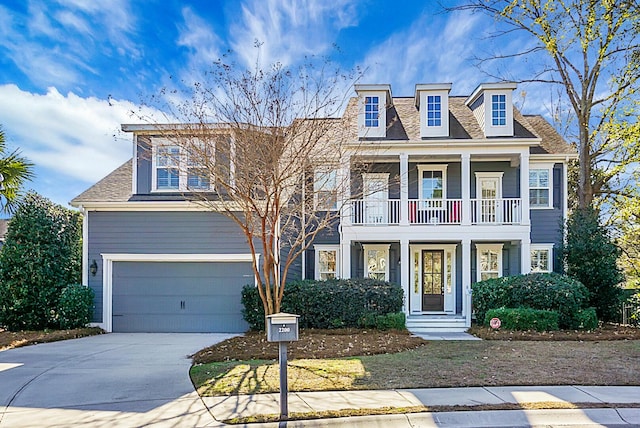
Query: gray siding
xmin=136 ymin=138 xmax=152 ymax=194
xmin=470 ymin=162 xmax=518 ymax=198
xmin=351 ymin=163 xmax=401 ymax=199
xmin=87 ymin=211 xmax=251 ymax=322
xmin=530 ymin=164 xmax=564 ymax=272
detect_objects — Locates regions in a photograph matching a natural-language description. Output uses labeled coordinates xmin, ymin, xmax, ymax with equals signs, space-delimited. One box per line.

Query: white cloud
xmin=231 ymin=0 xmax=358 ymax=67
xmin=0 ymin=84 xmax=158 ymax=183
xmin=358 ymin=10 xmax=487 ymax=96
xmin=0 ymin=0 xmax=138 ymax=90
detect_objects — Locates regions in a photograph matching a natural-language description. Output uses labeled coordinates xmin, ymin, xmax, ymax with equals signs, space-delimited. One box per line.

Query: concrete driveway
xmin=0 ymin=333 xmax=237 ymax=427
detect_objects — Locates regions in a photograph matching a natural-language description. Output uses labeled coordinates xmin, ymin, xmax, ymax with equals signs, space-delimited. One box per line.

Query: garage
xmin=111 ymin=260 xmax=254 ymax=333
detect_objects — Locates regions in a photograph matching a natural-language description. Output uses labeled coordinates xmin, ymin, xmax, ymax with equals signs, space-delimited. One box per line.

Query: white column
xmin=521 ymin=238 xmax=531 ymax=274
xmin=399 ymin=153 xmax=409 ymax=226
xmin=461 ymin=153 xmax=471 ymax=226
xmin=400 ymin=238 xmax=410 ymax=314
xmin=462 ymin=238 xmax=472 ymax=327
xmin=339 ymin=154 xmax=352 ymax=226
xmin=341 ymin=241 xmax=351 ymax=279
xmin=520 ymin=151 xmax=530 ymax=225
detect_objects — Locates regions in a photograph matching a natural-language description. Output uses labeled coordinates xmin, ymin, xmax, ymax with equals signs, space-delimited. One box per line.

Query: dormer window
xmin=491 ymin=94 xmax=506 ymax=126
xmin=465 ymin=82 xmax=517 ymax=137
xmin=365 ymin=96 xmax=380 ymax=127
xmin=427 ymin=95 xmax=442 ymax=127
xmin=415 ymin=83 xmax=451 ymax=138
xmin=355 ymin=84 xmax=391 ymax=138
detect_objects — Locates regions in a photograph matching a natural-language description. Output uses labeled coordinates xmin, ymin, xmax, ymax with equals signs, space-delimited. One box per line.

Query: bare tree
xmin=449 ymin=0 xmax=640 ymax=209
xmin=134 ymin=58 xmax=363 ymax=316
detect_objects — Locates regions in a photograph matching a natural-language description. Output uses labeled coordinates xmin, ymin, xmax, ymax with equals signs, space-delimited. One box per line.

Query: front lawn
xmin=191 ymin=326 xmax=640 ymax=396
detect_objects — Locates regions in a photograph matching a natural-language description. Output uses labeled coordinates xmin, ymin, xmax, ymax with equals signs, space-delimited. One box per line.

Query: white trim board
xmin=99 ymin=253 xmax=259 ymax=332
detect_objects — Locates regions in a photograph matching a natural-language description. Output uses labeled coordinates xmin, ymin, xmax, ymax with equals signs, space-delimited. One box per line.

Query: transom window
xmin=476 ymin=244 xmax=503 ymax=282
xmin=314 ymin=167 xmax=338 ymax=211
xmin=491 ymin=94 xmax=506 ymax=126
xmin=315 ymin=245 xmax=340 ymax=280
xmin=531 ymin=244 xmax=553 ymax=273
xmin=365 ymin=96 xmax=379 ymax=127
xmin=427 ymin=95 xmax=442 ymax=127
xmin=153 ymin=142 xmax=212 ymax=191
xmin=529 ymin=167 xmax=552 ymax=208
xmin=363 ymin=244 xmax=390 ymax=281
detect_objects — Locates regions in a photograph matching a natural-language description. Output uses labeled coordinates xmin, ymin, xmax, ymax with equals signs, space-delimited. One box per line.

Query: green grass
xmin=192 ymin=340 xmax=640 ymax=396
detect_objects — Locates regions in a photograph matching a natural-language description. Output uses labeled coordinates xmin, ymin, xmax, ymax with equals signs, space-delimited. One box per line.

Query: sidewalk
xmin=202 ymin=385 xmax=640 ymax=427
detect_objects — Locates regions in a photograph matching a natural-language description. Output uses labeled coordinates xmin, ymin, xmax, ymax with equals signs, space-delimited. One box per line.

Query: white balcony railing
xmin=349 ymin=198 xmax=522 ymax=226
xmin=470 ymin=198 xmax=521 ymax=224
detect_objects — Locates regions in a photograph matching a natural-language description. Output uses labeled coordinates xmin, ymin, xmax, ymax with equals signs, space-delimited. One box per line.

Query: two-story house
xmin=71 ymin=82 xmax=576 ymax=333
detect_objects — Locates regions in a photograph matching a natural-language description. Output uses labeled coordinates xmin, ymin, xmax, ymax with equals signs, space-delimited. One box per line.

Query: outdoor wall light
xmin=89 ymin=260 xmax=98 ymax=277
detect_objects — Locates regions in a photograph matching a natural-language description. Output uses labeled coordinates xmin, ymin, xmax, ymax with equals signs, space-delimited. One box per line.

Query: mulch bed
xmin=192 ymin=323 xmax=640 ymax=364
xmin=0 ymin=327 xmax=105 ymax=351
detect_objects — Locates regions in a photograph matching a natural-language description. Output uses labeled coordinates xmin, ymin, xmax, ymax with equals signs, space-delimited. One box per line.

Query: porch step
xmin=406 ymin=315 xmax=469 ymax=334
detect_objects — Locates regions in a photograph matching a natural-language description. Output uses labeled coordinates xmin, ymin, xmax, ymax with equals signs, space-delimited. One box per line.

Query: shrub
xmin=472 ymin=272 xmax=592 ymax=329
xmin=564 ymin=207 xmax=624 ymax=321
xmin=0 ymin=193 xmax=82 ymax=331
xmin=509 ymin=273 xmax=589 ymax=329
xmin=57 ymin=285 xmax=95 ymax=330
xmin=485 ymin=307 xmax=559 ymax=331
xmin=471 ymin=276 xmax=516 ymax=326
xmin=359 ymin=312 xmax=406 ymax=330
xmin=574 ymin=307 xmax=598 ymax=330
xmin=242 ymin=278 xmax=404 ymax=331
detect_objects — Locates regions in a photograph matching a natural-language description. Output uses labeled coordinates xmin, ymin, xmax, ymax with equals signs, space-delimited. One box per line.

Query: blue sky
xmin=0 ymin=0 xmax=551 ymax=208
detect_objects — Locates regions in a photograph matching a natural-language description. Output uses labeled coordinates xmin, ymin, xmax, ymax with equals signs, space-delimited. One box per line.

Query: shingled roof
xmin=71 ymin=160 xmax=132 ymax=204
xmin=72 ymin=94 xmax=575 ymax=204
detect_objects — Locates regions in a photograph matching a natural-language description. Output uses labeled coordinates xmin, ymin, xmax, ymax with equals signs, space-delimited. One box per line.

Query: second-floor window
xmin=154 ymin=144 xmax=212 ymax=191
xmin=529 ymin=167 xmax=552 ymax=208
xmin=491 ymin=94 xmax=506 ymax=126
xmin=365 ymin=96 xmax=379 ymax=127
xmin=427 ymin=95 xmax=441 ymax=127
xmin=418 ymin=165 xmax=447 ymax=200
xmin=314 ymin=167 xmax=338 ymax=210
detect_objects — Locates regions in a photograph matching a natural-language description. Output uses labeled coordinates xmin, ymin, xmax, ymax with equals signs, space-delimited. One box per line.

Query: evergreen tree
xmin=564 ymin=206 xmax=624 ymax=322
xmin=0 ymin=193 xmax=82 ymax=330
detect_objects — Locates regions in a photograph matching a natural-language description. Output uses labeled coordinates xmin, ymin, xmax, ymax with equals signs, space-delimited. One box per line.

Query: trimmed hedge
xmin=485 ymin=307 xmax=559 ymax=331
xmin=359 ymin=312 xmax=406 ymax=330
xmin=242 ymin=278 xmax=403 ymax=330
xmin=574 ymin=307 xmax=598 ymax=330
xmin=472 ymin=272 xmax=592 ymax=329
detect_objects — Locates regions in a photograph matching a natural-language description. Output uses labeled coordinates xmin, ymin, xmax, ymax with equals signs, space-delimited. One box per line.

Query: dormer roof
xmin=465 ymin=82 xmax=518 ymax=107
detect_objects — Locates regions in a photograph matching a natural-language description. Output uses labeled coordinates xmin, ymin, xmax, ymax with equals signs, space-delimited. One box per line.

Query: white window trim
xmin=418 ymin=164 xmax=448 ymax=200
xmin=356 ymin=90 xmax=387 ymax=138
xmin=491 ymin=94 xmax=507 ymax=127
xmin=363 ymin=244 xmax=391 ymax=281
xmin=314 ymin=245 xmax=340 ymax=280
xmin=99 ymin=253 xmax=259 ymax=332
xmin=476 ymin=243 xmax=504 ymax=282
xmin=475 ymin=172 xmax=504 ymax=200
xmin=529 ymin=163 xmax=554 ymax=209
xmin=151 ymin=139 xmax=213 ymax=192
xmin=530 ymin=244 xmax=554 ymax=273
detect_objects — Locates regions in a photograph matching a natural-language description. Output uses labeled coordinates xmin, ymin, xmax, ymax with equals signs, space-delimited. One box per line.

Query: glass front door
xmin=477 ymin=175 xmax=502 ymax=223
xmin=422 ymin=250 xmax=444 ymax=311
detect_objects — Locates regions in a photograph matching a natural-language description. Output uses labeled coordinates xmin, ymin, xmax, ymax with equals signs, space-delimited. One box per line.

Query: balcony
xmin=349 ymin=198 xmax=522 ymax=226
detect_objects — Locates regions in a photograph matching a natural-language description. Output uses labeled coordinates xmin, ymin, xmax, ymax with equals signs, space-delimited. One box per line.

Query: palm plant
xmin=0 ymin=127 xmax=34 ymax=213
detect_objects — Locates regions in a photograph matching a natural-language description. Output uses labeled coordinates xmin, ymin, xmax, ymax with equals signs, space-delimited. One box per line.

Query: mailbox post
xmin=266 ymin=312 xmax=299 ymax=421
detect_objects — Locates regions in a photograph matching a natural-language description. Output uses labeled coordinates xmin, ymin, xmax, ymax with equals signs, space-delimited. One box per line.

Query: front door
xmin=476 ymin=174 xmax=502 ymax=223
xmin=363 ymin=173 xmax=388 ymax=224
xmin=422 ymin=250 xmax=444 ymax=311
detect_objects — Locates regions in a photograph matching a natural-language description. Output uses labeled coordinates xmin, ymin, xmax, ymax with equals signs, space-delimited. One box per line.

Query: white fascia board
xmin=101 ymin=253 xmax=257 ymax=262
xmin=530 ymin=153 xmax=578 ymax=161
xmin=346 ymin=137 xmax=541 ymax=147
xmin=414 ymin=83 xmax=453 ymax=108
xmin=465 ymin=82 xmax=518 ymax=106
xmin=72 ymin=201 xmax=226 ymax=211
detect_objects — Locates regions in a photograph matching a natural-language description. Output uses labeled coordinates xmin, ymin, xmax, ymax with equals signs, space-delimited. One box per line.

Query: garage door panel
xmin=112 ymin=261 xmax=252 ymax=333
